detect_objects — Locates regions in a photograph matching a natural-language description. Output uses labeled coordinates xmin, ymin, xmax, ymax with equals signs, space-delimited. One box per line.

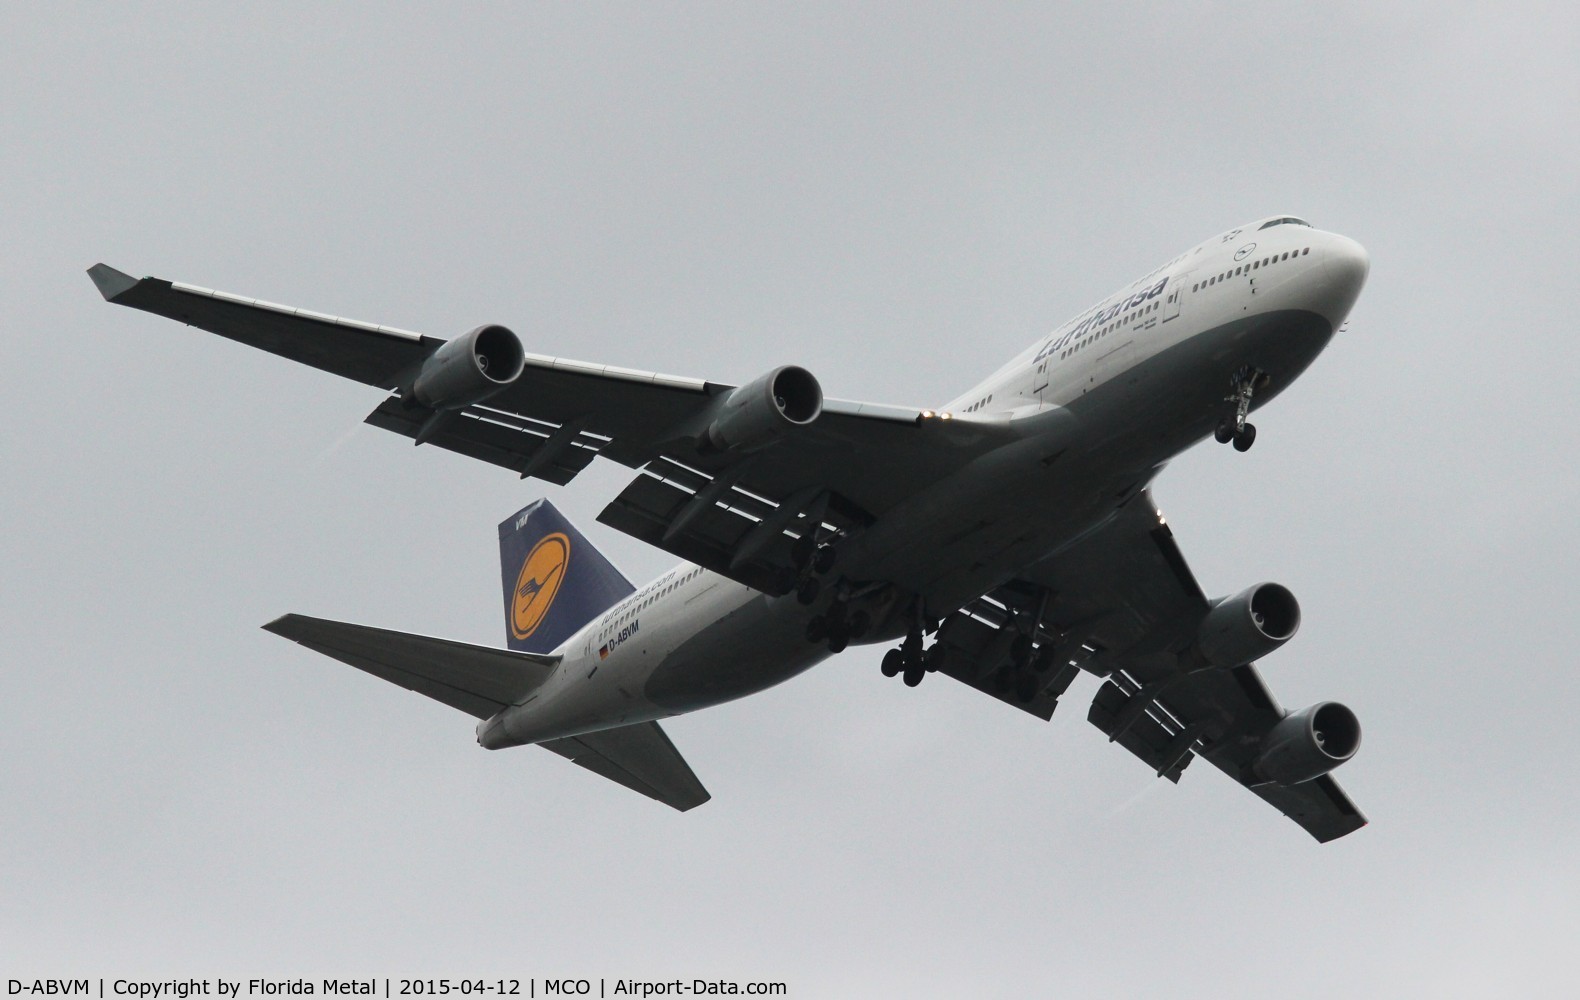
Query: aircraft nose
xmin=1323 ymin=235 xmax=1370 ymax=291
xmin=1317 ymin=235 xmax=1369 ymax=327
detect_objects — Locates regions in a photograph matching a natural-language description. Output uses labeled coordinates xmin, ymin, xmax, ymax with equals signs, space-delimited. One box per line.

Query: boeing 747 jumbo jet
xmin=90 ymin=216 xmax=1370 ymax=841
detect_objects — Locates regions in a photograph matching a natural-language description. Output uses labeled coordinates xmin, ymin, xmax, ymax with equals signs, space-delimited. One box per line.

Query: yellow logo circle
xmin=511 ymin=532 xmax=570 ymax=640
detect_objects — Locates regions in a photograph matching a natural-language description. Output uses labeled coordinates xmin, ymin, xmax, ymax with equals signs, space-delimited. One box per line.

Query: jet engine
xmin=409 ymin=324 xmax=526 ymax=410
xmin=703 ymin=365 xmax=823 ymax=453
xmin=1253 ymin=701 xmax=1361 ymax=785
xmin=1196 ymin=583 xmax=1300 ymax=668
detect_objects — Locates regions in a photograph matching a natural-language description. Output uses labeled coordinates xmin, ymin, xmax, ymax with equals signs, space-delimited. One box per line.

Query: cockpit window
xmin=1258 ymin=217 xmax=1311 ymax=230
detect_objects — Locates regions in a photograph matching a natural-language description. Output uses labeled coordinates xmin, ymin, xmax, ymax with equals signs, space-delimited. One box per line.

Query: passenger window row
xmin=611 ymin=566 xmax=704 ymax=626
xmin=1060 ymin=300 xmax=1161 ymax=359
xmin=1193 ymin=248 xmax=1310 ymax=292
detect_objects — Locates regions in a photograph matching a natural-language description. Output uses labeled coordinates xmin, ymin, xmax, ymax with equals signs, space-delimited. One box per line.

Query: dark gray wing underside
xmin=968 ymin=492 xmax=1368 ymax=842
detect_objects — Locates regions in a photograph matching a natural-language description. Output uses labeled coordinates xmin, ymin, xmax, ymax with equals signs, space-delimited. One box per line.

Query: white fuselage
xmin=478 ymin=219 xmax=1369 ymax=749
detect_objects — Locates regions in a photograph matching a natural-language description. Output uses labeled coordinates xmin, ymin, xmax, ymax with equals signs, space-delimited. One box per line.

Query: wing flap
xmin=539 ymin=721 xmax=711 ymax=812
xmin=927 ymin=609 xmax=1080 ymax=721
xmin=263 ymin=614 xmax=559 ymax=719
xmin=365 ymin=396 xmax=601 ymax=486
xmin=1086 ymin=677 xmax=1197 ymax=783
xmin=597 ymin=458 xmax=840 ymax=593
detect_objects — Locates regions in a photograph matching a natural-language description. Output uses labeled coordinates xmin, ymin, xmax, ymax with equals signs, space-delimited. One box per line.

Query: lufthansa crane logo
xmin=1234 ymin=242 xmax=1257 ymax=261
xmin=511 ymin=532 xmax=570 ymax=640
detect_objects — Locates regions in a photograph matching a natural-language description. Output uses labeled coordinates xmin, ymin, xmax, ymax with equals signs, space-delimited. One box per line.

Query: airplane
xmin=88 ymin=214 xmax=1371 ymax=841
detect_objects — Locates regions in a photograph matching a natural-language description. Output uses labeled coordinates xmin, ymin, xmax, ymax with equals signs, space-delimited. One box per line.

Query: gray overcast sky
xmin=4 ymin=3 xmax=1578 ymax=995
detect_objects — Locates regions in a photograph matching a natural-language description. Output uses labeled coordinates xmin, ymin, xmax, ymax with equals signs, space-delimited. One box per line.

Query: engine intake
xmin=1196 ymin=582 xmax=1300 ymax=668
xmin=703 ymin=365 xmax=822 ymax=453
xmin=1253 ymin=702 xmax=1361 ymax=785
xmin=410 ymin=324 xmax=526 ymax=410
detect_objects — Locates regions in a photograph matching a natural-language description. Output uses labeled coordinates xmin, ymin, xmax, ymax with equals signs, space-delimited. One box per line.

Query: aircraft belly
xmin=1062 ymin=308 xmax=1333 ymax=452
xmin=644 ymin=593 xmax=829 ymax=712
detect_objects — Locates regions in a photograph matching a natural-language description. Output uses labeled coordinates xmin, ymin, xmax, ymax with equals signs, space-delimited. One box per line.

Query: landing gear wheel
xmin=812 ymin=544 xmax=838 ymax=574
xmin=847 ymin=610 xmax=871 ymax=639
xmin=902 ymin=664 xmax=925 ymax=687
xmin=882 ymin=649 xmax=904 ymax=677
xmin=827 ymin=629 xmax=849 ymax=654
xmin=796 ymin=577 xmax=821 ymax=605
xmin=805 ymin=617 xmax=828 ymax=643
xmin=1222 ymin=367 xmax=1264 ymax=449
xmin=1233 ymin=423 xmax=1257 ymax=452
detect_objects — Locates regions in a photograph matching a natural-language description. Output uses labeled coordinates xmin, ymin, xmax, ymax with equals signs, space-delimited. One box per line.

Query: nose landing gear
xmin=1216 ymin=367 xmax=1267 ymax=452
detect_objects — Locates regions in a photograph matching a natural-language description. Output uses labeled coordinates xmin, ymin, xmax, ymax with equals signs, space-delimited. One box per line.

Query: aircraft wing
xmin=92 ymin=265 xmax=1012 ymax=570
xmin=930 ymin=493 xmax=1367 ymax=843
xmin=262 ymin=614 xmax=709 ymax=811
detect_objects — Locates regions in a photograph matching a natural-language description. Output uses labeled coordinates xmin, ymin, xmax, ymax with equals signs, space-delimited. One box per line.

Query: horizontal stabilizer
xmin=263 ymin=613 xmax=559 ymax=719
xmin=540 ymin=722 xmax=711 ymax=812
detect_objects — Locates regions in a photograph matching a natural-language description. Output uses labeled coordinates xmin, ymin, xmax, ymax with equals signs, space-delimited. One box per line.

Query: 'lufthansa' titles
xmin=1034 ymin=276 xmax=1169 ymax=363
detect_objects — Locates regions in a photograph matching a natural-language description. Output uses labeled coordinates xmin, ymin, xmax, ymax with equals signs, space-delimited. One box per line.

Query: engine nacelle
xmin=409 ymin=324 xmax=526 ymax=410
xmin=1253 ymin=702 xmax=1361 ymax=785
xmin=703 ymin=365 xmax=822 ymax=453
xmin=1196 ymin=582 xmax=1301 ymax=668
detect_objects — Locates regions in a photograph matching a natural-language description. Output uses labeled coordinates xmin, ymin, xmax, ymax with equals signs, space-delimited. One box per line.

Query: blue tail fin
xmin=499 ymin=499 xmax=635 ymax=654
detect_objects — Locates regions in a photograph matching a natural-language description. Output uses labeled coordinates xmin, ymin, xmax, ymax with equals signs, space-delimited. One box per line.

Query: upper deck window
xmin=1258 ymin=217 xmax=1311 ymax=230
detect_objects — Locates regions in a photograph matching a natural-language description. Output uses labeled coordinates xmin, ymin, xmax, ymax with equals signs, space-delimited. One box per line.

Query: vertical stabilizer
xmin=499 ymin=499 xmax=635 ymax=654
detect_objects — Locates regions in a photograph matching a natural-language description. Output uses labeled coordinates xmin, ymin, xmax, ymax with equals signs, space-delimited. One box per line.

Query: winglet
xmin=87 ymin=263 xmax=139 ymax=302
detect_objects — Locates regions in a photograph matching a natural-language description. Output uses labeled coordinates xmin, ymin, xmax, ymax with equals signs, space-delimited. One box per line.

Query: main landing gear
xmin=880 ymin=621 xmax=931 ymax=688
xmin=990 ymin=634 xmax=1057 ymax=704
xmin=877 ymin=600 xmax=947 ymax=688
xmin=1215 ymin=367 xmax=1267 ymax=452
xmin=804 ymin=596 xmax=870 ymax=654
xmin=795 ymin=530 xmax=869 ymax=653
